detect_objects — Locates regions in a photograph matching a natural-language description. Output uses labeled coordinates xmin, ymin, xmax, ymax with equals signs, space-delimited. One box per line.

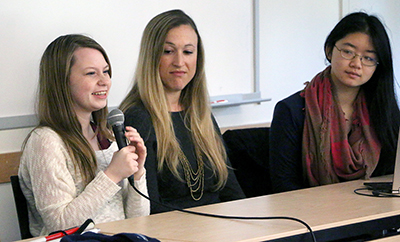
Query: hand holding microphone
xmin=105 ymin=109 xmax=146 ymax=184
xmin=124 ymin=126 xmax=146 ymax=177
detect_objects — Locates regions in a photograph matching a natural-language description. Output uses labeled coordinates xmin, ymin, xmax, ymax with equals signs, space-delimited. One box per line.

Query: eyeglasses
xmin=334 ymin=45 xmax=379 ymax=67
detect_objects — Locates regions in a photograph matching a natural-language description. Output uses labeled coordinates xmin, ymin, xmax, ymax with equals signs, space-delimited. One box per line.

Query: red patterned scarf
xmin=301 ymin=66 xmax=381 ymax=186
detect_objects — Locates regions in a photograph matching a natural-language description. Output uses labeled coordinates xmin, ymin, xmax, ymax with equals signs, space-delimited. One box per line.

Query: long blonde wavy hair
xmin=120 ymin=9 xmax=228 ymax=190
xmin=23 ymin=34 xmax=114 ymax=185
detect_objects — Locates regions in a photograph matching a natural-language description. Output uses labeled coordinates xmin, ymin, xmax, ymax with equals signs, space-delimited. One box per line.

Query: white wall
xmin=1 ymin=0 xmax=253 ymax=240
xmin=0 ymin=0 xmax=253 ymax=118
xmin=1 ymin=0 xmax=399 ymax=241
xmin=254 ymin=0 xmax=340 ymax=123
xmin=0 ymin=128 xmax=32 ymax=242
xmin=0 ymin=183 xmax=21 ymax=242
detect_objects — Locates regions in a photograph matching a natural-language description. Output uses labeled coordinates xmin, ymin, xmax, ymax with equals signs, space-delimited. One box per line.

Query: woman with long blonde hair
xmin=120 ymin=9 xmax=244 ymax=214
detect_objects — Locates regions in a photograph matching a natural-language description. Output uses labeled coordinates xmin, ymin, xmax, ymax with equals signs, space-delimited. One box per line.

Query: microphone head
xmin=107 ymin=108 xmax=124 ymax=127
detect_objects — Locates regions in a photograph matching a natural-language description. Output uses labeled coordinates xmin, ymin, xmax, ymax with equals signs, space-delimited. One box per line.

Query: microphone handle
xmin=112 ymin=124 xmax=127 ymax=149
xmin=112 ymin=124 xmax=134 ymax=181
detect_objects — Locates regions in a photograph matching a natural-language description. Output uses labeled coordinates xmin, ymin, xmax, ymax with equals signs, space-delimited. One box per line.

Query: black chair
xmin=223 ymin=127 xmax=272 ymax=198
xmin=10 ymin=175 xmax=32 ymax=239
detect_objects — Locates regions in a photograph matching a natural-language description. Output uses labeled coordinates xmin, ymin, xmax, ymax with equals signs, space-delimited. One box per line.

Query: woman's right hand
xmin=104 ymin=145 xmax=139 ymax=184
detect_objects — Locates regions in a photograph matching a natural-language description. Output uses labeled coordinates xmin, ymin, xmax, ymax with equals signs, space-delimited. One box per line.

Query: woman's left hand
xmin=125 ymin=126 xmax=147 ymax=180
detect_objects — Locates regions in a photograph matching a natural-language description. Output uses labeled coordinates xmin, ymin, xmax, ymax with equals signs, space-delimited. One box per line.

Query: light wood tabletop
xmin=373 ymin=235 xmax=400 ymax=242
xmin=18 ymin=175 xmax=400 ymax=242
xmin=94 ymin=175 xmax=400 ymax=241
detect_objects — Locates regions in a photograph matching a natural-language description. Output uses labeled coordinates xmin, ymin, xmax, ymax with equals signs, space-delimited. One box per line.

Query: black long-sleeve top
xmin=124 ymin=103 xmax=245 ymax=214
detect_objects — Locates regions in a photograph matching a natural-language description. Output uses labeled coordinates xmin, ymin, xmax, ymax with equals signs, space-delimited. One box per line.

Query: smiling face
xmin=328 ymin=32 xmax=377 ymax=92
xmin=159 ymin=24 xmax=198 ymax=99
xmin=69 ymin=47 xmax=111 ymax=117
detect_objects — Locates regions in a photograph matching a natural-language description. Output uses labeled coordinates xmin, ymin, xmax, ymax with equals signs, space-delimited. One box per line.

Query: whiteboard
xmin=0 ymin=0 xmax=254 ymax=121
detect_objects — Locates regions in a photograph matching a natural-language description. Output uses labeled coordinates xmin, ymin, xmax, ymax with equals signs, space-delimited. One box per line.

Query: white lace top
xmin=18 ymin=127 xmax=150 ymax=236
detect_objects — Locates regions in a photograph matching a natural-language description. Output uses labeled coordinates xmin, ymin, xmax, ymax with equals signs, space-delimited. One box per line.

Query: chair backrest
xmin=223 ymin=127 xmax=272 ymax=198
xmin=10 ymin=175 xmax=32 ymax=239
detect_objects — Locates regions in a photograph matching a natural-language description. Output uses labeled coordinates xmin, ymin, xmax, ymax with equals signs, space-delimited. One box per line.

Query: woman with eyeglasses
xmin=269 ymin=12 xmax=400 ymax=193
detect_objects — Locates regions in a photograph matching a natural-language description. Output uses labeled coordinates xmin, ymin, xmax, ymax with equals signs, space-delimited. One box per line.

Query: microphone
xmin=107 ymin=108 xmax=134 ymax=183
xmin=107 ymin=108 xmax=127 ymax=150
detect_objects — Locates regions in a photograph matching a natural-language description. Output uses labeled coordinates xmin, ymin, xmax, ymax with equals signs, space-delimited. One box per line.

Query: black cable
xmin=129 ymin=179 xmax=317 ymax=242
xmin=354 ymin=187 xmax=400 ymax=197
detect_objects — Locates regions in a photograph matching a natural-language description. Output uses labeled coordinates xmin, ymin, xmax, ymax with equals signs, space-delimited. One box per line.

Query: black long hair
xmin=325 ymin=12 xmax=400 ymax=160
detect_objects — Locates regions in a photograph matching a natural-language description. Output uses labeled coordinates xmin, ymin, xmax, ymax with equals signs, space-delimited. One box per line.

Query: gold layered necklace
xmin=178 ymin=149 xmax=204 ymax=201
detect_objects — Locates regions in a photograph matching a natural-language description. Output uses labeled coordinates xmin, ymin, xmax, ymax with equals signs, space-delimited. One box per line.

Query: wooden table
xmin=94 ymin=175 xmax=400 ymax=241
xmin=20 ymin=175 xmax=400 ymax=241
xmin=373 ymin=235 xmax=400 ymax=241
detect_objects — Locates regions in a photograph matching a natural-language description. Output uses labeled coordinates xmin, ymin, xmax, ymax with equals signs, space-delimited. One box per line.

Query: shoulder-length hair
xmin=120 ymin=9 xmax=228 ymax=189
xmin=324 ymin=12 xmax=400 ymax=153
xmin=25 ymin=34 xmax=113 ymax=185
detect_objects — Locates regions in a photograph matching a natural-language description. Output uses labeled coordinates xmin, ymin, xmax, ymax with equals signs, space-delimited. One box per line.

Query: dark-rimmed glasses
xmin=334 ymin=45 xmax=379 ymax=67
